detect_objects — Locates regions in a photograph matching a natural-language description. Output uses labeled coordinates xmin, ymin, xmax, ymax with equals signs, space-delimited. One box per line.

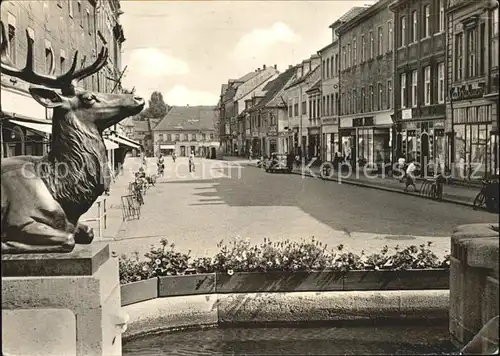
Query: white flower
xmin=142 ymin=265 xmax=148 ymax=272
xmin=227 ymin=269 xmax=234 ymax=276
xmin=155 ymin=259 xmax=161 ymax=265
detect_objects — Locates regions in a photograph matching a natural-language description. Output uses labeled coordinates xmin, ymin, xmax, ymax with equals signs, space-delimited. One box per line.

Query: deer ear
xmin=29 ymin=87 xmax=64 ymax=108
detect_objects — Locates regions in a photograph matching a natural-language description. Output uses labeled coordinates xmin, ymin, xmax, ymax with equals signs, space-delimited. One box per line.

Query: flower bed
xmin=119 ymin=237 xmax=450 ymax=284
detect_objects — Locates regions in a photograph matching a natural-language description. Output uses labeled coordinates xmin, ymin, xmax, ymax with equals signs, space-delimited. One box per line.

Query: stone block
xmin=1 ymin=243 xmax=123 ymax=356
xmin=2 ymin=308 xmax=76 ymax=356
xmin=450 ymin=223 xmax=500 ymax=349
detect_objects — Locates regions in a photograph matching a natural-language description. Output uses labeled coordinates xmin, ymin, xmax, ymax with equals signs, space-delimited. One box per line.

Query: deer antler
xmin=0 ymin=21 xmax=108 ymax=94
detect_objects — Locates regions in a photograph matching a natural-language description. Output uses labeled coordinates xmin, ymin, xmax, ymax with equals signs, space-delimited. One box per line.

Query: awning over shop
xmin=160 ymin=144 xmax=175 ymax=149
xmin=9 ymin=119 xmax=52 ymax=134
xmin=9 ymin=119 xmax=119 ymax=150
xmin=104 ymin=139 xmax=119 ymax=150
xmin=108 ymin=134 xmax=141 ymax=149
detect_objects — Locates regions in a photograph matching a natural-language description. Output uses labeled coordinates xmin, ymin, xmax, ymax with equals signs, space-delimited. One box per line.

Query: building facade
xmin=248 ymin=66 xmax=297 ymax=156
xmin=218 ymin=66 xmax=279 ymax=156
xmin=446 ymin=0 xmax=499 ymax=179
xmin=390 ymin=0 xmax=447 ymax=176
xmin=318 ymin=28 xmax=340 ymax=163
xmin=283 ymin=56 xmax=321 ymax=158
xmin=337 ymin=1 xmax=394 ymax=169
xmin=0 ymin=0 xmax=135 ymax=165
xmin=153 ymin=106 xmax=218 ymax=158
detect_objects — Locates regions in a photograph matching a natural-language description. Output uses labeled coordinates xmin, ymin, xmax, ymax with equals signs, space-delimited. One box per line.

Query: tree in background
xmin=133 ymin=91 xmax=169 ymax=121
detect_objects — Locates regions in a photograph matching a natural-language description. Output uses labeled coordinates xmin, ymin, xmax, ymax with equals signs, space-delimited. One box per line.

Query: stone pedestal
xmin=2 ymin=243 xmax=123 ymax=356
xmin=450 ymin=223 xmax=499 ymax=352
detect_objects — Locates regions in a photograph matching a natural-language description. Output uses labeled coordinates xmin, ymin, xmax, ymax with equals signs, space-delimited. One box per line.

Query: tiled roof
xmin=251 ymin=66 xmax=297 ymax=111
xmin=153 ymin=106 xmax=217 ymax=132
xmin=133 ymin=120 xmax=150 ymax=131
xmin=285 ymin=65 xmax=320 ymax=90
xmin=330 ymin=6 xmax=369 ymax=28
xmin=236 ymin=71 xmax=258 ymax=83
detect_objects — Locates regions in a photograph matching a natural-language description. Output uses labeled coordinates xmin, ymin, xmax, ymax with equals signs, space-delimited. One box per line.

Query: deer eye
xmin=82 ymin=94 xmax=96 ymax=105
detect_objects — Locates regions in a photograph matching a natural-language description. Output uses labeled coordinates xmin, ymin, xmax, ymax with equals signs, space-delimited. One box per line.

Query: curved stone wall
xmin=450 ymin=223 xmax=499 ymax=350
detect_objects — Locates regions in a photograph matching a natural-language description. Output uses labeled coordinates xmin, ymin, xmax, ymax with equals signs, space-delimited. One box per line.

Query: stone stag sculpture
xmin=0 ymin=22 xmax=145 ymax=253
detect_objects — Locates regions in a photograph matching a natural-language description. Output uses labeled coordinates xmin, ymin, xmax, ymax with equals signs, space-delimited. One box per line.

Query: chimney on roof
xmin=288 ymin=65 xmax=292 ymax=69
xmin=263 ymin=64 xmax=266 ymax=70
xmin=274 ymin=64 xmax=277 ymax=69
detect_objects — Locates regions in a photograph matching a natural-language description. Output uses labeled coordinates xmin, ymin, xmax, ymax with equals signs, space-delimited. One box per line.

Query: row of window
xmin=341 ymin=21 xmax=394 ymax=71
xmin=322 ymin=54 xmax=339 ymax=79
xmin=455 ymin=24 xmax=489 ymax=81
xmin=157 ymin=133 xmax=215 ymax=142
xmin=400 ymin=63 xmax=445 ymax=109
xmin=339 ymin=80 xmax=393 ymax=115
xmin=5 ymin=9 xmax=119 ymax=94
xmin=399 ymin=0 xmax=445 ymax=47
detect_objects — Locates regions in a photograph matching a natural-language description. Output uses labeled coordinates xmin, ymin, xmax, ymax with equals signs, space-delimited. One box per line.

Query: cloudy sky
xmin=120 ymin=1 xmax=375 ymax=106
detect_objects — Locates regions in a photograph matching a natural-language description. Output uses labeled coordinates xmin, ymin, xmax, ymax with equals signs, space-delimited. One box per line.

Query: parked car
xmin=266 ymin=153 xmax=291 ymax=173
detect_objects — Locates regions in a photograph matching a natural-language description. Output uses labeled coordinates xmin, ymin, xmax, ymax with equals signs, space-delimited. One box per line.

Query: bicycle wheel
xmin=473 ymin=192 xmax=486 ymax=210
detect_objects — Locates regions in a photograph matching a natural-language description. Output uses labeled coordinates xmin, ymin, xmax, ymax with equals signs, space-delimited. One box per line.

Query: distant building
xmin=337 ymin=1 xmax=393 ymax=169
xmin=217 ymin=65 xmax=280 ymax=156
xmin=152 ymin=106 xmax=219 ymax=157
xmin=248 ymin=66 xmax=297 ymax=156
xmin=283 ymin=56 xmax=321 ymax=158
xmin=390 ymin=0 xmax=446 ymax=175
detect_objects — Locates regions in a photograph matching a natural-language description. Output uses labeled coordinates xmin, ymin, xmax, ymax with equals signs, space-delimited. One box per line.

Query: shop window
xmin=294 ymin=103 xmax=298 ymax=117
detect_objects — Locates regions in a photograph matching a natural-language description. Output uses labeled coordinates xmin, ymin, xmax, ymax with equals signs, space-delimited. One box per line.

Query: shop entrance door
xmin=421 ymin=132 xmax=429 ymax=176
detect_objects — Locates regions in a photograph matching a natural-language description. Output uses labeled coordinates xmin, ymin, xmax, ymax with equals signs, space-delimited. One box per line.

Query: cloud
xmin=231 ymin=22 xmax=301 ymax=59
xmin=165 ymin=85 xmax=219 ymax=106
xmin=126 ymin=48 xmax=189 ymax=77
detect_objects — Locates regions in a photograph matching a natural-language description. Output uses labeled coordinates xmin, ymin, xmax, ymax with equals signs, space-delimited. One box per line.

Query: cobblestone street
xmin=108 ymin=158 xmax=497 ymax=260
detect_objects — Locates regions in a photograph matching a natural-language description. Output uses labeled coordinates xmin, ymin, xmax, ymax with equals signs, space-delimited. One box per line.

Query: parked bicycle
xmin=473 ymin=179 xmax=499 ymax=213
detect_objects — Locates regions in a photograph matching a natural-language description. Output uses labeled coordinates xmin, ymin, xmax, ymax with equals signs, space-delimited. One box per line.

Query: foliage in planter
xmin=118 ymin=237 xmax=450 ymax=284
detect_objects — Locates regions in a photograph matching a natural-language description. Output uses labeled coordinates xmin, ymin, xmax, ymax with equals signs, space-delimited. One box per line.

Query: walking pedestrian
xmin=189 ymin=151 xmax=195 ymax=172
xmin=249 ymin=147 xmax=253 ymax=161
xmin=404 ymin=159 xmax=418 ymax=192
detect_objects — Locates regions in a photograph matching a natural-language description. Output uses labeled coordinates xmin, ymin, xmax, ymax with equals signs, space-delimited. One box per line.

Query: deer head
xmin=0 ymin=22 xmax=145 ymax=132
